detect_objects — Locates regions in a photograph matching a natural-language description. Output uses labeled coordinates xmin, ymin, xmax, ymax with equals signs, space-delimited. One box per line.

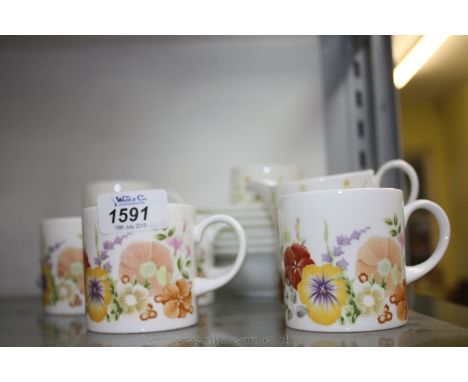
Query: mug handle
xmin=375 ymin=159 xmax=420 ymax=204
xmin=404 ymin=199 xmax=450 ymax=284
xmin=193 ymin=214 xmax=247 ymax=296
xmin=198 ymin=222 xmax=233 ymax=277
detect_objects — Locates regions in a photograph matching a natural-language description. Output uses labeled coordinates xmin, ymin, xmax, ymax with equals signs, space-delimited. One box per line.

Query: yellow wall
xmin=400 ymin=83 xmax=468 ymax=299
xmin=441 ymin=82 xmax=468 ymax=281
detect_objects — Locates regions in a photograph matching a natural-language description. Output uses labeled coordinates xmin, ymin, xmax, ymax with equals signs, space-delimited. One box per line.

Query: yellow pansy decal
xmin=85 ymin=267 xmax=111 ymax=322
xmin=297 ymin=264 xmax=347 ymax=325
xmin=41 ymin=265 xmax=54 ymax=305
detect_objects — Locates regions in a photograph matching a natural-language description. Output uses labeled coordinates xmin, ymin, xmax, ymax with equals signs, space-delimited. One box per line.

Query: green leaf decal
xmin=185 ymin=259 xmax=192 ymax=268
xmin=168 ymin=227 xmax=176 ymax=237
xmin=384 ymin=218 xmax=393 ymax=225
xmin=155 ymin=266 xmax=167 ymax=286
xmin=177 ymin=256 xmax=183 ymax=271
xmin=181 ymin=269 xmax=190 ymax=279
xmin=156 ymin=233 xmax=167 ymax=241
xmin=94 ymin=227 xmax=99 ymax=254
xmin=397 ymin=224 xmax=401 ymax=233
xmin=393 ymin=214 xmax=398 ymax=225
xmin=296 ymin=305 xmax=307 ymax=318
xmin=324 ymin=220 xmax=329 ymax=243
xmin=283 ymin=230 xmax=292 ymax=244
xmin=390 ymin=229 xmax=397 ymax=237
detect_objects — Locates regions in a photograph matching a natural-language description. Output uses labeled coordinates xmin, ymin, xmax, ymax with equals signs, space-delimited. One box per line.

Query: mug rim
xmin=231 ymin=164 xmax=302 ymax=172
xmin=85 ymin=179 xmax=153 ymax=187
xmin=280 ymin=187 xmax=403 ymax=203
xmin=41 ymin=216 xmax=82 ymax=224
xmin=277 ymin=169 xmax=375 ymax=191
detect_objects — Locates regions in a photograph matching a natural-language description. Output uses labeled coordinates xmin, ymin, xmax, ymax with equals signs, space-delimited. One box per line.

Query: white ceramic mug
xmin=40 ymin=217 xmax=85 ymax=315
xmin=83 ymin=180 xmax=183 ymax=208
xmin=277 ymin=188 xmax=450 ymax=332
xmin=249 ymin=159 xmax=419 ymax=205
xmin=231 ymin=165 xmax=303 ymax=204
xmin=82 ymin=204 xmax=246 ymax=333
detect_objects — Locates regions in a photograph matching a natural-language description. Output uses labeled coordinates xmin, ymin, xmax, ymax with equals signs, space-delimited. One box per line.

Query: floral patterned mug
xmin=249 ymin=159 xmax=420 ymax=205
xmin=277 ymin=188 xmax=450 ymax=332
xmin=40 ymin=217 xmax=85 ymax=315
xmin=82 ymin=204 xmax=247 ymax=333
xmin=231 ymin=165 xmax=303 ymax=204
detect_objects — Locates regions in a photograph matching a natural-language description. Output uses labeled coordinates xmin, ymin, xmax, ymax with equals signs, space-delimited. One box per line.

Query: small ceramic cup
xmin=231 ymin=165 xmax=303 ymax=204
xmin=277 ymin=188 xmax=450 ymax=332
xmin=82 ymin=204 xmax=246 ymax=333
xmin=249 ymin=159 xmax=419 ymax=205
xmin=40 ymin=217 xmax=86 ymax=315
xmin=83 ymin=180 xmax=183 ymax=207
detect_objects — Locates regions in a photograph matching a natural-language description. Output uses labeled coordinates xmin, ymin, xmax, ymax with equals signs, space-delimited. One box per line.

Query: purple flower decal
xmin=336 ymin=258 xmax=349 ymax=270
xmin=308 ymin=274 xmax=340 ymax=306
xmin=92 ymin=233 xmax=129 ymax=272
xmin=333 ymin=246 xmax=344 ymax=257
xmin=103 ymin=263 xmax=112 ymax=273
xmin=88 ymin=279 xmax=103 ymax=303
xmin=336 ymin=235 xmax=352 ymax=246
xmin=350 ymin=230 xmax=361 ymax=240
xmin=336 ymin=227 xmax=370 ymax=247
xmin=113 ymin=235 xmax=128 ymax=245
xmin=168 ymin=236 xmax=183 ymax=253
xmin=47 ymin=240 xmax=65 ymax=255
xmin=103 ymin=240 xmax=114 ymax=250
xmin=321 ymin=224 xmax=370 ymax=269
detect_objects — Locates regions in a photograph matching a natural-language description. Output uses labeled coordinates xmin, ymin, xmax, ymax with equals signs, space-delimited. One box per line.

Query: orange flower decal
xmin=356 ymin=236 xmax=402 ymax=295
xmin=391 ymin=281 xmax=408 ymax=321
xmin=358 ymin=272 xmax=368 ymax=283
xmin=57 ymin=247 xmax=85 ymax=293
xmin=119 ymin=242 xmax=173 ymax=296
xmin=155 ymin=279 xmax=193 ymax=319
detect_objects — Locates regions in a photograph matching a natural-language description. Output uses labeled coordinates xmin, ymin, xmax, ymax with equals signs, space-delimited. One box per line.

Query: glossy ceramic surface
xmin=277 ymin=188 xmax=450 ymax=332
xmin=82 ymin=205 xmax=246 ymax=333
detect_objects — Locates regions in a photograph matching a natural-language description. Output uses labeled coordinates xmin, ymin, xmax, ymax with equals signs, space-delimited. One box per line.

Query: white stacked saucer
xmin=197 ymin=204 xmax=279 ymax=298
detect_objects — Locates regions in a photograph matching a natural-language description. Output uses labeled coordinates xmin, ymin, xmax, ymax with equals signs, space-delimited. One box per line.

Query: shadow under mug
xmin=277 ymin=188 xmax=450 ymax=332
xmin=81 ymin=204 xmax=246 ymax=333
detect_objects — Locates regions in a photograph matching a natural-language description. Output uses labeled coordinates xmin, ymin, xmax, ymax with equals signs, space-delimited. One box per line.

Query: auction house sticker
xmin=97 ymin=189 xmax=169 ymax=234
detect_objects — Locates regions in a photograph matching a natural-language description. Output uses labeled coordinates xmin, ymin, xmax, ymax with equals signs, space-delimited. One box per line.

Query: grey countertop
xmin=1 ymin=293 xmax=467 ymax=346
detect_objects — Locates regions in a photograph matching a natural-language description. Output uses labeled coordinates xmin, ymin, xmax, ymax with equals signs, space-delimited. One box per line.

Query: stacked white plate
xmin=197 ymin=204 xmax=279 ymax=298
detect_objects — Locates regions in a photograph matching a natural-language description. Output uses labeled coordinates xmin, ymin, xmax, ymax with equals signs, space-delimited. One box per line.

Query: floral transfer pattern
xmin=155 ymin=279 xmax=193 ymax=318
xmin=85 ymin=222 xmax=194 ymax=323
xmin=281 ymin=214 xmax=407 ymax=327
xmin=41 ymin=239 xmax=84 ymax=308
xmin=297 ymin=264 xmax=347 ymax=325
